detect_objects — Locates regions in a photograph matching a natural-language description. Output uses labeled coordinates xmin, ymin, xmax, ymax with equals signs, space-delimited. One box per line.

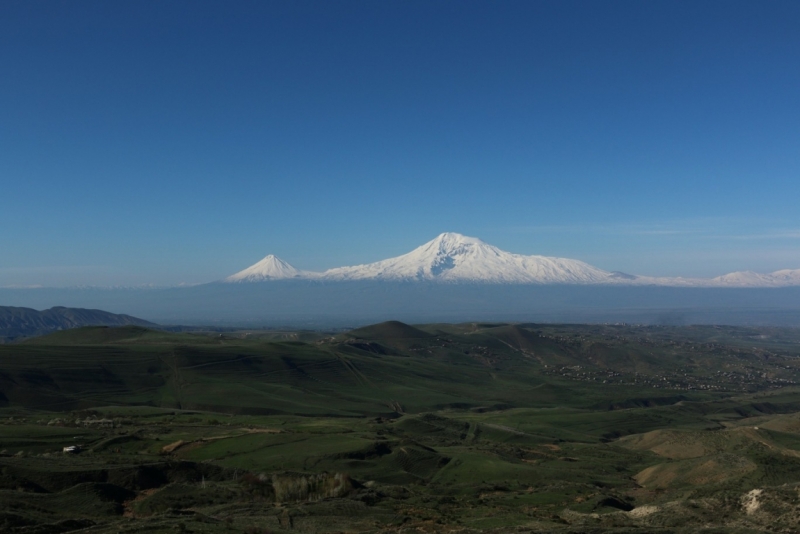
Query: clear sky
xmin=2 ymin=0 xmax=799 ymax=286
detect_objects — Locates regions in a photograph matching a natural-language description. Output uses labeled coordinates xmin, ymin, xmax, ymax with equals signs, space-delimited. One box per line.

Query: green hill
xmin=347 ymin=320 xmax=432 ymax=340
xmin=3 ymin=321 xmax=800 ymax=417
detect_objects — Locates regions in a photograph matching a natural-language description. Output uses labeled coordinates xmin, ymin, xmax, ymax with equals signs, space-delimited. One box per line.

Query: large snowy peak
xmin=224 ymin=255 xmax=305 ymax=282
xmin=319 ymin=232 xmax=615 ymax=283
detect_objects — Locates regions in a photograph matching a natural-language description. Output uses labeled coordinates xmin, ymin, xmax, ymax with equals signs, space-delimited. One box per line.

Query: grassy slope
xmin=0 ymin=324 xmax=712 ymax=414
xmin=1 ymin=322 xmax=800 ymax=532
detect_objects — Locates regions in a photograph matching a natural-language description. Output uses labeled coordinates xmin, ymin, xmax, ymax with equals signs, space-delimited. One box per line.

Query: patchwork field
xmin=2 ymin=321 xmax=800 ymax=532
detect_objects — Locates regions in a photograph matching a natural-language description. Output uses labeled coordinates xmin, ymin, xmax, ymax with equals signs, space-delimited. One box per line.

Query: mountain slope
xmin=0 ymin=306 xmax=156 ymax=340
xmin=320 ymin=232 xmax=615 ymax=283
xmin=711 ymin=269 xmax=800 ymax=287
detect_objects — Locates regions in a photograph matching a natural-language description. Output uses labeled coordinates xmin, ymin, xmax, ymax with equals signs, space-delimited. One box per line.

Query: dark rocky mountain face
xmin=0 ymin=306 xmax=156 ymax=341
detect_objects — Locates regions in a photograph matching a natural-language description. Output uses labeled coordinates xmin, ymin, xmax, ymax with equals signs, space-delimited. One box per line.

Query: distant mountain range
xmin=3 ymin=233 xmax=800 ymax=328
xmin=0 ymin=306 xmax=156 ymax=341
xmin=224 ymin=232 xmax=800 ymax=287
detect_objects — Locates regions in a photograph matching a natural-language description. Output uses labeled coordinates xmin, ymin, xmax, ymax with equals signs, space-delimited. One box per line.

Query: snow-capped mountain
xmin=319 ymin=232 xmax=615 ymax=283
xmin=225 ymin=255 xmax=305 ymax=282
xmin=224 ymin=233 xmax=623 ymax=284
xmin=222 ymin=233 xmax=800 ymax=287
xmin=710 ymin=269 xmax=800 ymax=288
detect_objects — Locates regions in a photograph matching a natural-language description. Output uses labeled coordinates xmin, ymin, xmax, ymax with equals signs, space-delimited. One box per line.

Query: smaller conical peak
xmin=224 ymin=254 xmax=303 ymax=282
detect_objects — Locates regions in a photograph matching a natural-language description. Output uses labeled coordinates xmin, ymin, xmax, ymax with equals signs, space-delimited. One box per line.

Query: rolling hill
xmin=0 ymin=306 xmax=156 ymax=341
xmin=3 ymin=322 xmax=800 ymax=532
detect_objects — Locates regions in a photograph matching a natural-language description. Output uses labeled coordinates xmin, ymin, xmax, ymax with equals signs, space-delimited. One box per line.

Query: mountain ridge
xmin=0 ymin=305 xmax=157 ymax=341
xmin=224 ymin=232 xmax=800 ymax=288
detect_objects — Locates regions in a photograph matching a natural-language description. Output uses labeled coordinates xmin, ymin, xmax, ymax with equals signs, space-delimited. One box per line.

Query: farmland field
xmin=2 ymin=322 xmax=800 ymax=532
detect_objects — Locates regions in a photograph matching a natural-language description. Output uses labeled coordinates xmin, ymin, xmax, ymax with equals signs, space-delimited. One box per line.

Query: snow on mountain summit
xmin=710 ymin=269 xmax=800 ymax=287
xmin=222 ymin=233 xmax=800 ymax=287
xmin=319 ymin=232 xmax=616 ymax=283
xmin=224 ymin=254 xmax=304 ymax=282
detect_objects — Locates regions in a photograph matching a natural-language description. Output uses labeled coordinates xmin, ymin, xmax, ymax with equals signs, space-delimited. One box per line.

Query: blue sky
xmin=2 ymin=0 xmax=799 ymax=286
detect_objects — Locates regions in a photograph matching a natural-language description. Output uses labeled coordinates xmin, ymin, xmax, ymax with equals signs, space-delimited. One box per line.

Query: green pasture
xmin=0 ymin=322 xmax=800 ymax=532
